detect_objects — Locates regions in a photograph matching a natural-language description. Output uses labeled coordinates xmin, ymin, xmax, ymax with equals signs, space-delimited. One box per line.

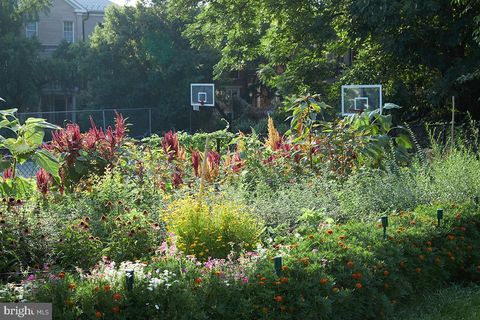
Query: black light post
xmin=437 ymin=208 xmax=444 ymax=227
xmin=274 ymin=256 xmax=283 ymax=277
xmin=126 ymin=269 xmax=134 ymax=291
xmin=381 ymin=216 xmax=388 ymax=241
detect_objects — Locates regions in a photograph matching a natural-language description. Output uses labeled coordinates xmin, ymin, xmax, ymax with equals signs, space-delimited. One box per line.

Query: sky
xmin=109 ymin=0 xmax=138 ymax=6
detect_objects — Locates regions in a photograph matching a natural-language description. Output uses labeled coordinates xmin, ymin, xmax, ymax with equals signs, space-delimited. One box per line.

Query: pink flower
xmin=241 ymin=276 xmax=249 ymax=284
xmin=2 ymin=167 xmax=13 ymax=180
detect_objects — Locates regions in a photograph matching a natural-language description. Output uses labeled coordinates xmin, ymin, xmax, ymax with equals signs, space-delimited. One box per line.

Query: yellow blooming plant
xmin=164 ymin=193 xmax=263 ymax=260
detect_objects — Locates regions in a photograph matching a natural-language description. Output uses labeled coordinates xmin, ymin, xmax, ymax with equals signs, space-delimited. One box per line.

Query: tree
xmin=81 ymin=3 xmax=221 ymax=132
xmin=169 ymin=0 xmax=480 ymax=119
xmin=0 ymin=0 xmax=51 ymax=109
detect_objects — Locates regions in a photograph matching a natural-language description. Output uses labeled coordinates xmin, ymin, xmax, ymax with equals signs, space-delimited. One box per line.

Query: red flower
xmin=36 ymin=168 xmax=52 ymax=195
xmin=112 ymin=293 xmax=122 ymax=301
xmin=355 ymin=283 xmax=363 ymax=289
xmin=194 ymin=277 xmax=202 ymax=284
xmin=162 ymin=130 xmax=180 ymax=161
xmin=2 ymin=167 xmax=13 ymax=180
xmin=104 ymin=285 xmax=111 ymax=292
xmin=191 ymin=150 xmax=201 ymax=177
xmin=111 ymin=306 xmax=120 ymax=314
xmin=326 ymin=229 xmax=333 ymax=235
xmin=274 ymin=295 xmax=284 ymax=303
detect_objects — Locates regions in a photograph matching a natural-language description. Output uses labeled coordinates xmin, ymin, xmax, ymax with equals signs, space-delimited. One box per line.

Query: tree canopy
xmin=168 ymin=0 xmax=480 ymax=119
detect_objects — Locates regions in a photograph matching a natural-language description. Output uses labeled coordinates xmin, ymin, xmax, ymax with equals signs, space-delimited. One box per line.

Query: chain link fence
xmin=1 ymin=108 xmax=153 ymax=178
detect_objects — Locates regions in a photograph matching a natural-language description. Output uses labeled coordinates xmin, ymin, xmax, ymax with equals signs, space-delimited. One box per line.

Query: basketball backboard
xmin=341 ymin=85 xmax=382 ymax=116
xmin=191 ymin=83 xmax=215 ymax=107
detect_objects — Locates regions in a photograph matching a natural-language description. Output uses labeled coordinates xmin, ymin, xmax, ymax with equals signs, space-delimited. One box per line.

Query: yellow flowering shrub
xmin=164 ymin=195 xmax=263 ymax=260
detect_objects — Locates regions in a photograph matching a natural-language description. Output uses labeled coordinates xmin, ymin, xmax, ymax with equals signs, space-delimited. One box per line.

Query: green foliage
xmin=10 ymin=203 xmax=480 ymax=319
xmin=0 ymin=108 xmax=60 ymax=198
xmin=164 ymin=194 xmax=263 ymax=259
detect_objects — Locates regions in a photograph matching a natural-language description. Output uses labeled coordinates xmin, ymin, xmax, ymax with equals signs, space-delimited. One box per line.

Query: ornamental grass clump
xmin=164 ymin=195 xmax=263 ymax=260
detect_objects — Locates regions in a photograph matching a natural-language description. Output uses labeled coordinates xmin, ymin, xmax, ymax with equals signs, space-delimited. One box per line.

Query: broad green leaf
xmin=32 ymin=149 xmax=60 ymax=179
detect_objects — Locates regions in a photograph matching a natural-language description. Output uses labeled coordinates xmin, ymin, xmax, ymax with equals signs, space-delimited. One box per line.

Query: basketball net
xmin=193 ymin=100 xmax=205 ymax=112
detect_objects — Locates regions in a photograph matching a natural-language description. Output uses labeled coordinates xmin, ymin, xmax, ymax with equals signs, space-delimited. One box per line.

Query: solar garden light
xmin=381 ymin=216 xmax=388 ymax=241
xmin=274 ymin=256 xmax=283 ymax=277
xmin=437 ymin=208 xmax=444 ymax=227
xmin=125 ymin=269 xmax=134 ymax=291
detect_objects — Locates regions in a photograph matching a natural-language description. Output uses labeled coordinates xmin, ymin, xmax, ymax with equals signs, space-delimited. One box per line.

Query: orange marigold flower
xmin=426 ymin=247 xmax=433 ymax=252
xmin=447 ymin=234 xmax=455 ymax=241
xmin=274 ymin=295 xmax=284 ymax=303
xmin=95 ymin=311 xmax=102 ymax=318
xmin=194 ymin=277 xmax=202 ymax=284
xmin=104 ymin=285 xmax=111 ymax=292
xmin=259 ymin=281 xmax=266 ymax=286
xmin=319 ymin=278 xmax=328 ymax=285
xmin=415 ymin=267 xmax=422 ymax=274
xmin=281 ymin=266 xmax=289 ymax=271
xmin=280 ymin=277 xmax=289 ymax=284
xmin=68 ymin=283 xmax=76 ymax=290
xmin=308 ymin=235 xmax=314 ymax=239
xmin=113 ymin=293 xmax=122 ymax=301
xmin=346 ymin=261 xmax=354 ymax=269
xmin=339 ymin=235 xmax=345 ymax=240
xmin=383 ymin=270 xmax=389 ymax=277
xmin=355 ymin=283 xmax=363 ymax=289
xmin=326 ymin=229 xmax=333 ymax=235
xmin=410 ymin=220 xmax=416 ymax=225
xmin=260 ymin=277 xmax=267 ymax=281
xmin=112 ymin=306 xmax=120 ymax=314
xmin=58 ymin=272 xmax=65 ymax=279
xmin=215 ymin=271 xmax=222 ymax=277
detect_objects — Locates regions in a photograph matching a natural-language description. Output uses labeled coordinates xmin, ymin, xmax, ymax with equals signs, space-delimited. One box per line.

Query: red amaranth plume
xmin=2 ymin=167 xmax=13 ymax=180
xmin=207 ymin=151 xmax=220 ymax=168
xmin=36 ymin=168 xmax=52 ymax=195
xmin=191 ymin=150 xmax=201 ymax=177
xmin=162 ymin=131 xmax=179 ymax=161
xmin=114 ymin=112 xmax=126 ymax=142
xmin=49 ymin=123 xmax=82 ymax=166
xmin=172 ymin=170 xmax=183 ymax=188
xmin=231 ymin=152 xmax=244 ymax=173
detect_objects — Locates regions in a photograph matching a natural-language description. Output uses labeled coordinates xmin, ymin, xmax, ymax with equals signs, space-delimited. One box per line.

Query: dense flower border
xmin=3 ymin=203 xmax=479 ymax=319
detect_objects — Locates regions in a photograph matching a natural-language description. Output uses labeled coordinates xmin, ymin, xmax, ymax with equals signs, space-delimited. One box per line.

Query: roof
xmin=66 ymin=0 xmax=116 ymax=12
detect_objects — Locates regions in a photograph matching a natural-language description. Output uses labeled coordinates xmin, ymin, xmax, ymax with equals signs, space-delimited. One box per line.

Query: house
xmin=24 ymin=0 xmax=115 ymax=123
xmin=25 ymin=0 xmax=115 ymax=54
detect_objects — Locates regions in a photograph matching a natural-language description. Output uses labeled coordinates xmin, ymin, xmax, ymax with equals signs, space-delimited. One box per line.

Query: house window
xmin=229 ymin=70 xmax=240 ymax=80
xmin=26 ymin=21 xmax=38 ymax=38
xmin=63 ymin=21 xmax=74 ymax=43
